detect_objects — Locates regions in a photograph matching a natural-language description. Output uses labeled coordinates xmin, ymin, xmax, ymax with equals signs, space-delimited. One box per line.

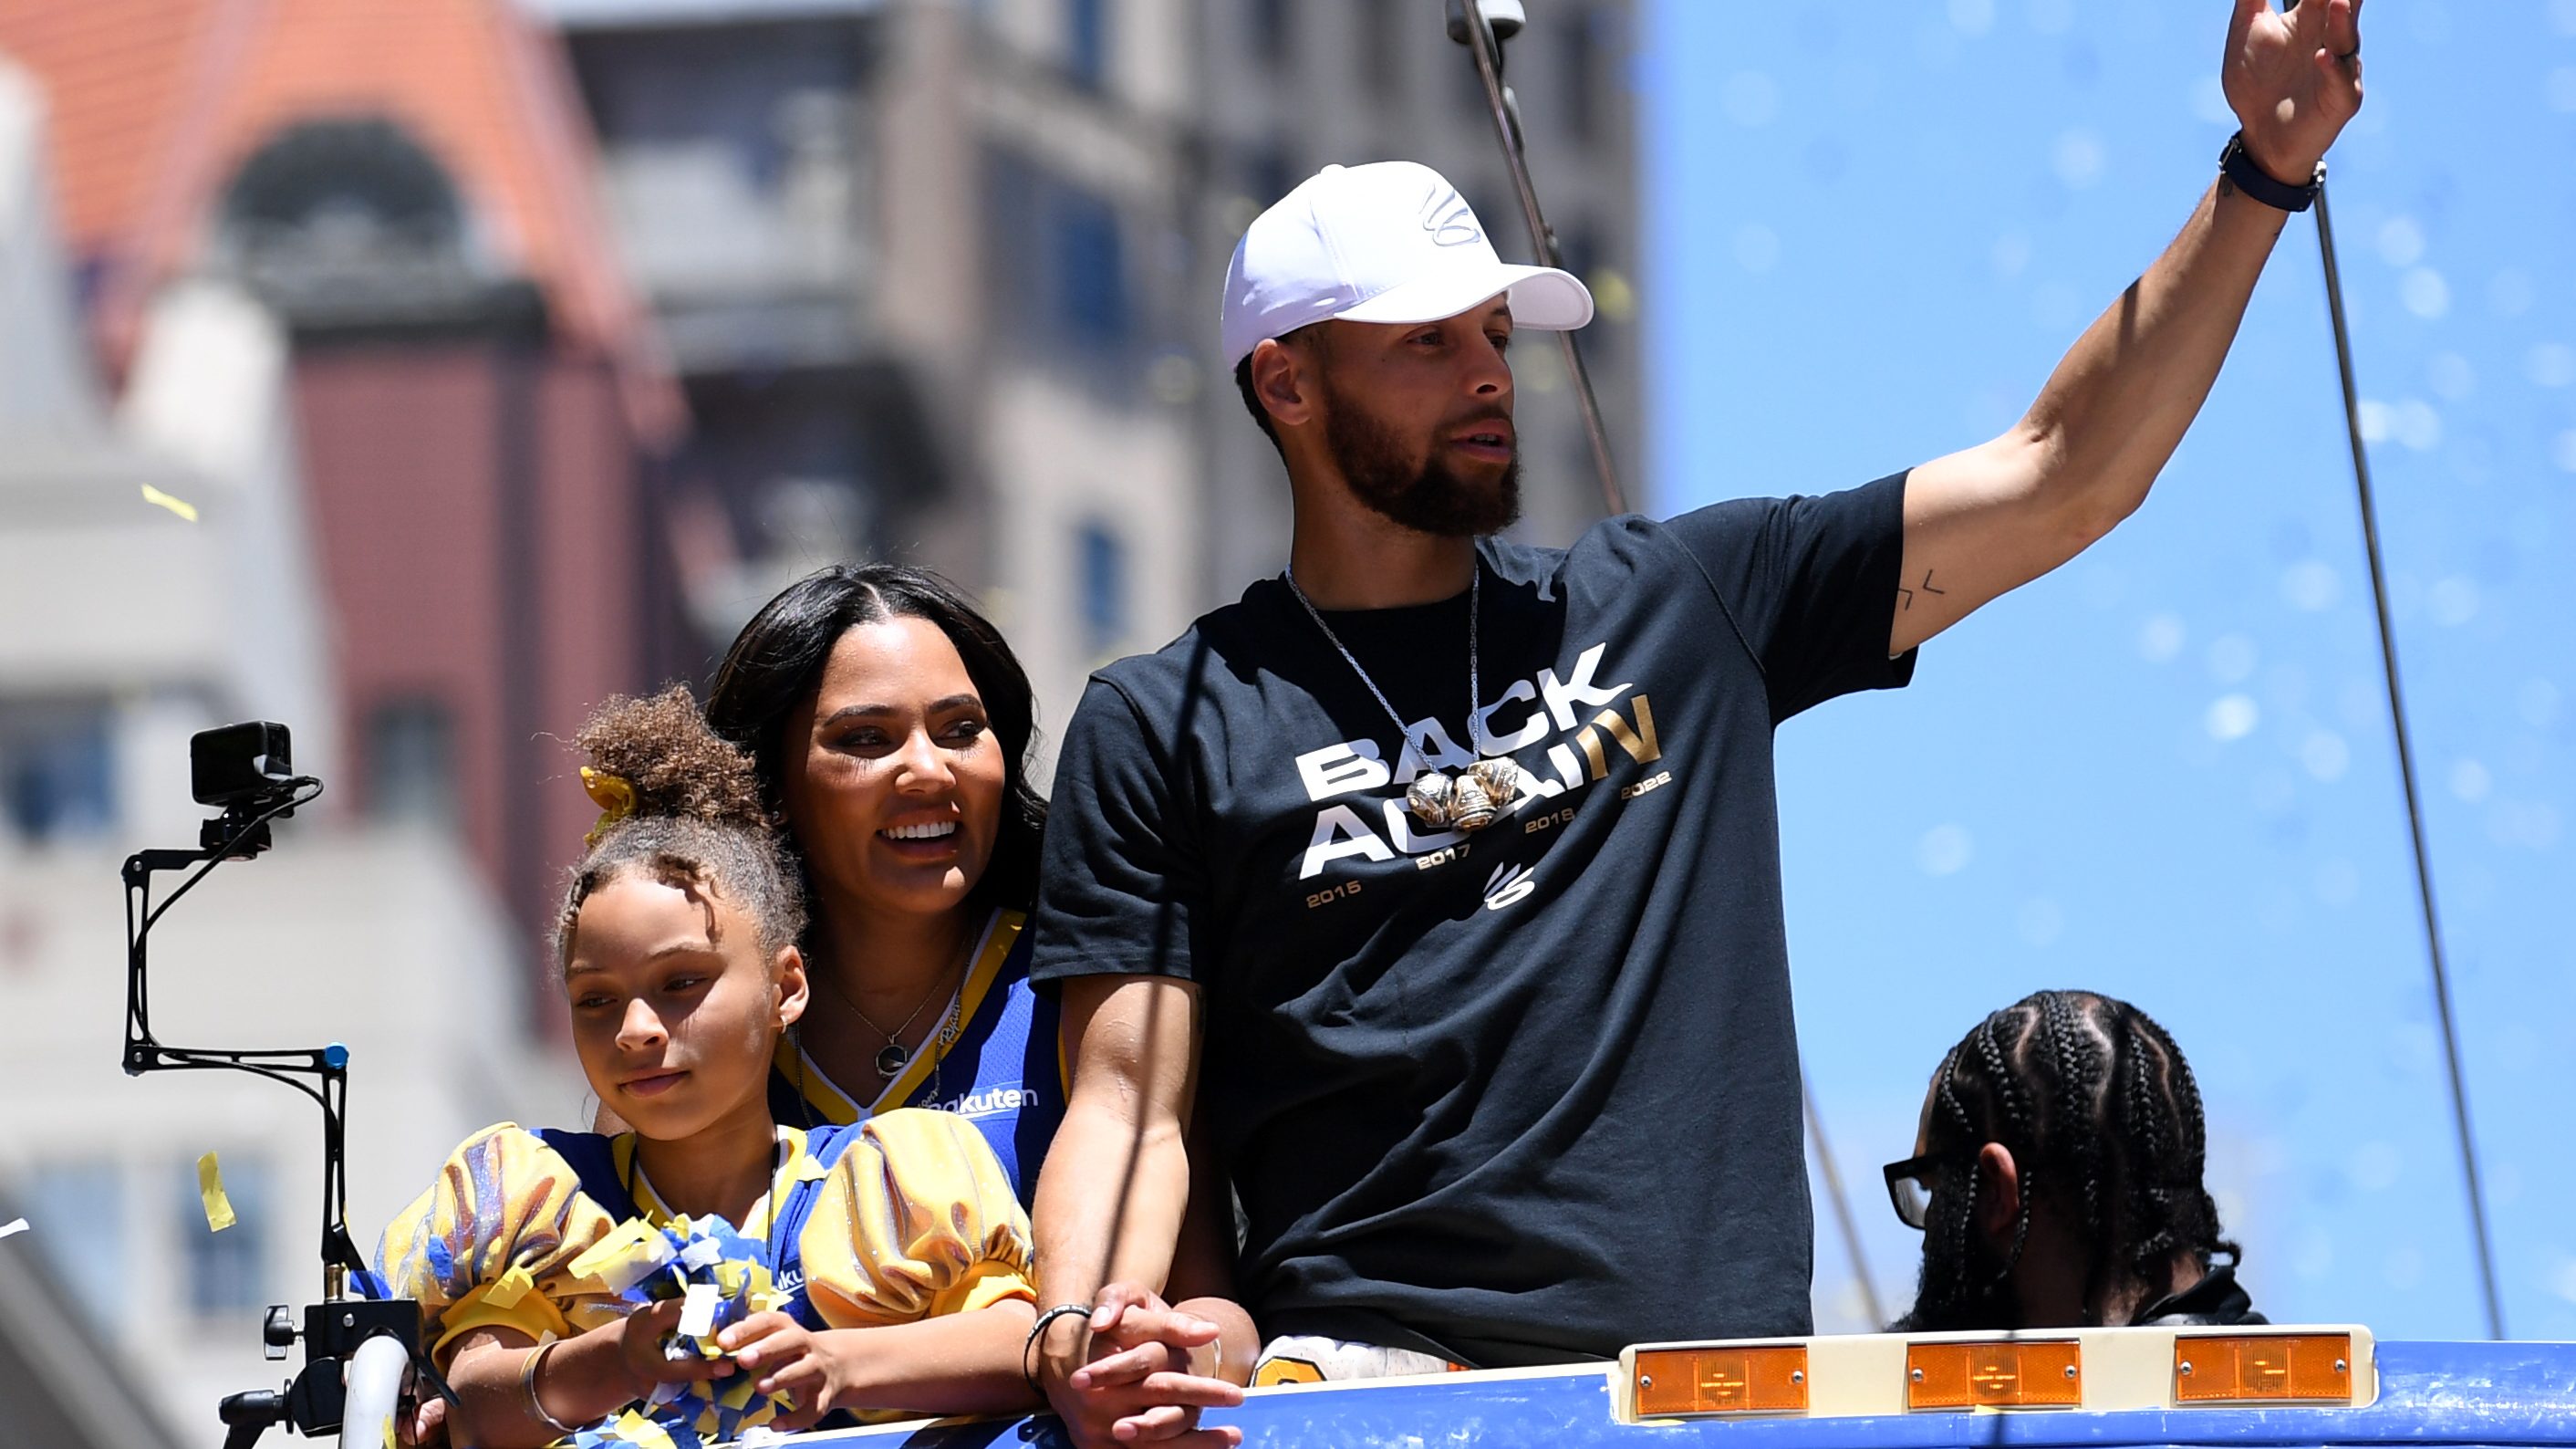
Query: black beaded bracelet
xmin=1023 ymin=1302 xmax=1094 ymax=1394
xmin=2219 ymin=130 xmax=2322 ymax=213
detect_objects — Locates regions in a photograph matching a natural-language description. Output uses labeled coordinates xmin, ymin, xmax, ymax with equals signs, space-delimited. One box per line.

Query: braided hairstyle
xmin=552 ymin=684 xmax=806 ymax=970
xmin=1895 ymin=990 xmax=2235 ymax=1331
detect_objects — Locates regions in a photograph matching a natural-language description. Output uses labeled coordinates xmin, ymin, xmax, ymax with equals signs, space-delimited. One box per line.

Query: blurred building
xmin=0 ymin=3 xmax=1644 ymax=1439
xmin=0 ymin=0 xmax=686 ymax=976
xmin=540 ymin=0 xmax=1639 ymax=745
xmin=0 ymin=52 xmax=579 ymax=1449
xmin=0 ymin=0 xmax=1642 ymax=964
xmin=540 ymin=0 xmax=1209 ymax=743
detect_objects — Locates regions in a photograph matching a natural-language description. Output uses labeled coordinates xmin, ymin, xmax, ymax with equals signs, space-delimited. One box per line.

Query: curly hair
xmin=1896 ymin=990 xmax=2235 ymax=1331
xmin=551 ymin=684 xmax=806 ymax=970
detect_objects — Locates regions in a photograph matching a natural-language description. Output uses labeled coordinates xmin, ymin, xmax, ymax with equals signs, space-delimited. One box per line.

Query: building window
xmin=1359 ymin=0 xmax=1403 ymax=99
xmin=986 ymin=149 xmax=1132 ymax=362
xmin=1247 ymin=143 xmax=1297 ymax=211
xmin=0 ymin=704 xmax=115 ymax=841
xmin=1251 ymin=0 xmax=1293 ymax=68
xmin=1066 ymin=0 xmax=1108 ymax=89
xmin=216 ymin=117 xmax=484 ymax=327
xmin=1465 ymin=182 xmax=1513 ymax=255
xmin=1454 ymin=30 xmax=1493 ymax=120
xmin=364 ymin=696 xmax=456 ymax=829
xmin=1052 ymin=187 xmax=1128 ymax=349
xmin=176 ymin=1154 xmax=268 ymax=1318
xmin=1560 ymin=218 xmax=1601 ymax=284
xmin=16 ymin=1161 xmax=124 ymax=1335
xmin=1075 ymin=520 xmax=1128 ymax=659
xmin=1561 ymin=11 xmax=1601 ymax=146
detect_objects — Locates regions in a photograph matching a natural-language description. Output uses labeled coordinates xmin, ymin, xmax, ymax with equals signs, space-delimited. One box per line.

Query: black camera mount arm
xmin=119 ymin=783 xmax=372 ymax=1297
xmin=120 ymin=780 xmax=465 ymax=1445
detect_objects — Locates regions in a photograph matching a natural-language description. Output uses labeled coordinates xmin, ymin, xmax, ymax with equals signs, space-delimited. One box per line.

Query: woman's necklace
xmin=1283 ymin=562 xmax=1522 ymax=833
xmin=816 ymin=938 xmax=967 ymax=1079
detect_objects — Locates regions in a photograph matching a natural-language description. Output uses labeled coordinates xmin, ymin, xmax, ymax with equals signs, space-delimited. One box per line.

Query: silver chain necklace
xmin=818 ymin=939 xmax=964 ymax=1079
xmin=1283 ymin=563 xmax=1522 ymax=833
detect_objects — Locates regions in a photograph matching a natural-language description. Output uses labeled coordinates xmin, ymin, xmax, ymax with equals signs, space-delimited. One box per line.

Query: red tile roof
xmin=0 ymin=0 xmax=680 ymax=443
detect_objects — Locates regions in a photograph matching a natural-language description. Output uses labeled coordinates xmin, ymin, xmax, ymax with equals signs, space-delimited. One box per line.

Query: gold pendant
xmin=1406 ymin=771 xmax=1457 ymax=829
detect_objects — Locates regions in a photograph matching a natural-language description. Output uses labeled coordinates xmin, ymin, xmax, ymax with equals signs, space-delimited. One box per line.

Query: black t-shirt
xmin=1030 ymin=473 xmax=1916 ymax=1368
xmin=2136 ymin=1263 xmax=2266 ymax=1326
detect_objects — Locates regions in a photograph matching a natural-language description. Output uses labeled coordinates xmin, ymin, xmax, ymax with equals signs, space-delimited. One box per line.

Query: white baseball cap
xmin=1220 ymin=161 xmax=1594 ymax=366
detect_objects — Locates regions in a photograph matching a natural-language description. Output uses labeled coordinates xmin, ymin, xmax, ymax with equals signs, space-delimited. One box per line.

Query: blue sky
xmin=1640 ymin=0 xmax=2575 ymax=1337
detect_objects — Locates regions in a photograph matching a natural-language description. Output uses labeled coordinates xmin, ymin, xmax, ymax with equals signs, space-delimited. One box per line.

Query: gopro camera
xmin=192 ymin=723 xmax=296 ymax=808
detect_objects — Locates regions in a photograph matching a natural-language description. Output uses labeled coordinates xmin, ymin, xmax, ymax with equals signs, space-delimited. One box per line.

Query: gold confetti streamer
xmin=140 ymin=484 xmax=200 ymax=522
xmin=197 ymin=1152 xmax=236 ymax=1232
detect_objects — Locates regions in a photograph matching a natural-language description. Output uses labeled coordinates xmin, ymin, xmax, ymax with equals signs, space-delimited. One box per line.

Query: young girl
xmin=373 ymin=686 xmax=1040 ymax=1445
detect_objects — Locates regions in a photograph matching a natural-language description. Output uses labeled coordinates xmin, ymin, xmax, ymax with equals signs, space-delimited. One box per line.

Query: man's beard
xmin=1320 ymin=380 xmax=1521 ymax=537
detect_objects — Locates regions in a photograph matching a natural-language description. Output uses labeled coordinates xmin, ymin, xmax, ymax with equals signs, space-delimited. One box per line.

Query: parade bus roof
xmin=769 ymin=1326 xmax=2576 ymax=1448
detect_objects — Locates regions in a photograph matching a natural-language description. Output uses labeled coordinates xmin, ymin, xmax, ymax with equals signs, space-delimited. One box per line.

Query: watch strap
xmin=2219 ymin=130 xmax=2322 ymax=213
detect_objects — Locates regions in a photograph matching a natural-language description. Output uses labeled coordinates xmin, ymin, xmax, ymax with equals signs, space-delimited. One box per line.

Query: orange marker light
xmin=1906 ymin=1340 xmax=2083 ymax=1410
xmin=1634 ymin=1346 xmax=1811 ymax=1418
xmin=2174 ymin=1334 xmax=2354 ymax=1403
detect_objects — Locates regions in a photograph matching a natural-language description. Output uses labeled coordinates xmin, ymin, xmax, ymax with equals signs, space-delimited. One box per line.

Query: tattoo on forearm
xmin=1897 ymin=569 xmax=1948 ymax=610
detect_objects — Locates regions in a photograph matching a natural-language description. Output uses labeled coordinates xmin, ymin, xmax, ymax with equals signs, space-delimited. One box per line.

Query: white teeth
xmin=884 ymin=821 xmax=957 ymax=841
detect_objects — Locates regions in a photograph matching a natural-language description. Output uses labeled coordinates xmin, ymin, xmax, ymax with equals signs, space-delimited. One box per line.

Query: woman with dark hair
xmin=1885 ymin=989 xmax=2263 ymax=1331
xmin=706 ymin=564 xmax=1062 ymax=1198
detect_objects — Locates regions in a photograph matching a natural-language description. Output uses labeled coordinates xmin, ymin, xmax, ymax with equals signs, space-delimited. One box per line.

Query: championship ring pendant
xmin=1405 ymin=759 xmax=1522 ymax=834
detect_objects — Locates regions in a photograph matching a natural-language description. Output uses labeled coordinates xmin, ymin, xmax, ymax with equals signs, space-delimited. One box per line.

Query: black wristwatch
xmin=2218 ymin=130 xmax=2322 ymax=213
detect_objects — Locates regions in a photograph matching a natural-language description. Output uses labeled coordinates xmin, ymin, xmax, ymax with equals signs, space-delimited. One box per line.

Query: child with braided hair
xmin=1884 ymin=989 xmax=2263 ymax=1332
xmin=372 ymin=685 xmax=1041 ymax=1446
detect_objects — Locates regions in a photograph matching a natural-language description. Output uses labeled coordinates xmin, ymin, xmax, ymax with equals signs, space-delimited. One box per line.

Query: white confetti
xmin=677 ymin=1281 xmax=721 ymax=1340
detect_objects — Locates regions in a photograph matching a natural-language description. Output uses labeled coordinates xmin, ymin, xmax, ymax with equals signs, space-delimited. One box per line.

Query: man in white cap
xmin=1026 ymin=3 xmax=2361 ymax=1442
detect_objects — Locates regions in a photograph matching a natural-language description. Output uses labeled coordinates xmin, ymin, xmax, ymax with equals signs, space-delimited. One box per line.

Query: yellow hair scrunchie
xmin=580 ymin=766 xmax=636 ymax=848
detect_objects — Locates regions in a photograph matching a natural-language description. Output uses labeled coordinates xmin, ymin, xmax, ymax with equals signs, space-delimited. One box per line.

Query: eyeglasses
xmin=1883 ymin=1152 xmax=1939 ymax=1230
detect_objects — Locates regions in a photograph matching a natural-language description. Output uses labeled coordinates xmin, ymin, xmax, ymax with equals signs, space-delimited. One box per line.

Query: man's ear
xmin=1976 ymin=1141 xmax=2021 ymax=1244
xmin=774 ymin=944 xmax=809 ymax=1030
xmin=1251 ymin=337 xmax=1316 ymax=431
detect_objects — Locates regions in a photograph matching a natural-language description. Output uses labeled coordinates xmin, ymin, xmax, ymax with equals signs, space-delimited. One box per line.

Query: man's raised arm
xmin=1889 ymin=0 xmax=2363 ymax=657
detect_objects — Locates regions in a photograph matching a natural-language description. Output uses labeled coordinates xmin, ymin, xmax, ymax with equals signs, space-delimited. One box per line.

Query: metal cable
xmin=1455 ymin=0 xmax=1627 ymax=516
xmin=2311 ymin=178 xmax=2506 ymax=1339
xmin=1803 ymin=1070 xmax=1887 ymax=1328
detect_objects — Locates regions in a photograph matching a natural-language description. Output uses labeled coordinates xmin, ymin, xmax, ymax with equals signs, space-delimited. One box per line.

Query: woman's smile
xmin=879 ymin=814 xmax=964 ymax=861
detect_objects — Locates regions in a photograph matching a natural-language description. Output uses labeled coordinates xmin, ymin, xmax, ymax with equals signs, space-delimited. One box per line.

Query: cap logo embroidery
xmin=1418 ymin=185 xmax=1483 ymax=247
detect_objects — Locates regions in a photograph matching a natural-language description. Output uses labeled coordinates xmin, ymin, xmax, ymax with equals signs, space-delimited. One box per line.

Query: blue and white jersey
xmin=770 ymin=907 xmax=1065 ymax=1204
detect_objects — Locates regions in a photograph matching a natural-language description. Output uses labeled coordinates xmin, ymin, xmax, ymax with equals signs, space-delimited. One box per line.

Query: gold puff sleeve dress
xmin=374 ymin=1110 xmax=1037 ymax=1402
